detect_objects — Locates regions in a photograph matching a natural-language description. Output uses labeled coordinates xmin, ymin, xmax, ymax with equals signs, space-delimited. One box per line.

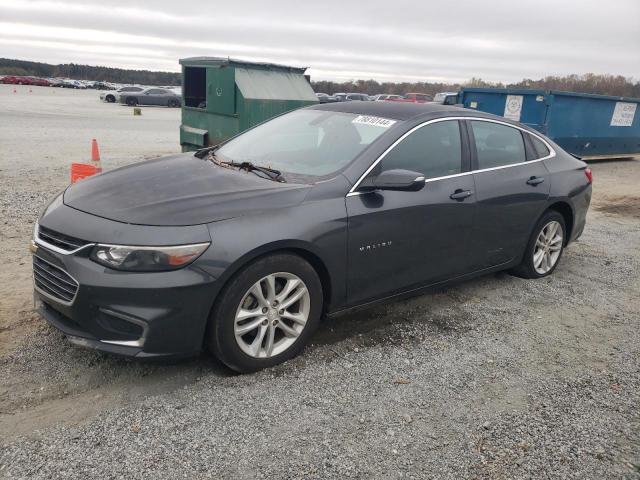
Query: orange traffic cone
xmin=90 ymin=138 xmax=102 ymax=172
xmin=71 ymin=163 xmax=99 ymax=183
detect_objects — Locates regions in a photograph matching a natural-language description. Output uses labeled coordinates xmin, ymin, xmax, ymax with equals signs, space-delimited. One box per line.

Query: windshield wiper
xmin=209 ymin=154 xmax=286 ymax=183
xmin=194 ymin=145 xmax=218 ymax=159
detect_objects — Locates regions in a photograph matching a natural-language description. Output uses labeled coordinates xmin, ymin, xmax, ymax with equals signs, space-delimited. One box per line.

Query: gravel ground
xmin=0 ymin=88 xmax=639 ymax=479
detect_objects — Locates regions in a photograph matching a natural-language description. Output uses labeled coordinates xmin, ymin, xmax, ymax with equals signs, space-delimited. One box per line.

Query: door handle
xmin=450 ymin=189 xmax=473 ymax=201
xmin=526 ymin=176 xmax=545 ymax=186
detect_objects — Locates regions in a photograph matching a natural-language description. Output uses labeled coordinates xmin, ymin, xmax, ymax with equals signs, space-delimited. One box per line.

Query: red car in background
xmin=27 ymin=77 xmax=51 ymax=87
xmin=386 ymin=92 xmax=432 ymax=103
xmin=1 ymin=75 xmax=50 ymax=86
xmin=1 ymin=75 xmax=26 ymax=84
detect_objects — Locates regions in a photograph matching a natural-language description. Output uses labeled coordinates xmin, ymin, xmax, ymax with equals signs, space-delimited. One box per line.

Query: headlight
xmin=90 ymin=243 xmax=210 ymax=272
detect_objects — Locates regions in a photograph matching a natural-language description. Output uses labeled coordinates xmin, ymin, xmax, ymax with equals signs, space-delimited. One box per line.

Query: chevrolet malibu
xmin=32 ymin=102 xmax=592 ymax=372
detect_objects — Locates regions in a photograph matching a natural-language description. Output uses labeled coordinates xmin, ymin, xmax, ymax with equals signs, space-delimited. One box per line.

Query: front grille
xmin=37 ymin=225 xmax=89 ymax=252
xmin=33 ymin=256 xmax=79 ymax=304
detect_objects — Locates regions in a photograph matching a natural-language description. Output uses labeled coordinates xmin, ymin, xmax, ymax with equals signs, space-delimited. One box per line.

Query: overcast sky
xmin=1 ymin=0 xmax=639 ymax=83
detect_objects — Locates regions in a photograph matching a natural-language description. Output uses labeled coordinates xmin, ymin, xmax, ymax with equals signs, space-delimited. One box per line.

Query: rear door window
xmin=378 ymin=120 xmax=462 ymax=179
xmin=471 ymin=121 xmax=526 ymax=169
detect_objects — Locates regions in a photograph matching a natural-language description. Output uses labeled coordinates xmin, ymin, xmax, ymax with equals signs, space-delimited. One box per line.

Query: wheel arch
xmin=547 ymin=201 xmax=574 ymax=245
xmin=212 ymin=240 xmax=334 ymax=314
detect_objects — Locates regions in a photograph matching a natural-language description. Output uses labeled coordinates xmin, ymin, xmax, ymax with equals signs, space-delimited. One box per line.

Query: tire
xmin=207 ymin=253 xmax=323 ymax=373
xmin=126 ymin=97 xmax=138 ymax=106
xmin=168 ymin=99 xmax=180 ymax=108
xmin=106 ymin=95 xmax=115 ymax=103
xmin=511 ymin=210 xmax=566 ymax=279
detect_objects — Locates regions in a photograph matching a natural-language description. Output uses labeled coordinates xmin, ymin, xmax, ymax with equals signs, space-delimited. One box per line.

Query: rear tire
xmin=512 ymin=210 xmax=566 ymax=279
xmin=207 ymin=253 xmax=323 ymax=373
xmin=168 ymin=99 xmax=180 ymax=108
xmin=126 ymin=97 xmax=138 ymax=106
xmin=106 ymin=95 xmax=115 ymax=103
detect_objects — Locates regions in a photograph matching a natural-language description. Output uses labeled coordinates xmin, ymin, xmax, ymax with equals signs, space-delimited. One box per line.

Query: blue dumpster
xmin=458 ymin=87 xmax=640 ymax=159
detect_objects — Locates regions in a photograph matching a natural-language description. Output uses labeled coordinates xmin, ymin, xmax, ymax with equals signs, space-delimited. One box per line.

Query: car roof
xmin=310 ymin=101 xmax=471 ymax=121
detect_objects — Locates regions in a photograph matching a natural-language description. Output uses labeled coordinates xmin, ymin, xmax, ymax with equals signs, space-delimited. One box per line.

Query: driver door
xmin=346 ymin=120 xmax=477 ymax=305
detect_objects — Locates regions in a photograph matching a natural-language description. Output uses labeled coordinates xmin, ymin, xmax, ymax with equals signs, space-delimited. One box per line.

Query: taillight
xmin=584 ymin=167 xmax=593 ymax=184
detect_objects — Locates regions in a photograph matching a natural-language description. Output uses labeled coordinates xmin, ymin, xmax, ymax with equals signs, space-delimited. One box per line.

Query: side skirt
xmin=326 ymin=260 xmax=518 ymax=319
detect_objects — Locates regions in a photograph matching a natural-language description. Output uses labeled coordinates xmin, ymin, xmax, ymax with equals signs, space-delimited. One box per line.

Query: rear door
xmin=467 ymin=119 xmax=551 ymax=268
xmin=145 ymin=89 xmax=164 ymax=105
xmin=346 ymin=119 xmax=477 ymax=305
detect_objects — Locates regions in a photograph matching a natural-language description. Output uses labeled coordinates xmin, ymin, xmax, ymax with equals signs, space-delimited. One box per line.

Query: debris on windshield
xmin=208 ymin=154 xmax=286 ymax=183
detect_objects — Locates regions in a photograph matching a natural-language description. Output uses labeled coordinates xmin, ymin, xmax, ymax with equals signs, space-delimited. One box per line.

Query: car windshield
xmin=215 ymin=109 xmax=394 ymax=181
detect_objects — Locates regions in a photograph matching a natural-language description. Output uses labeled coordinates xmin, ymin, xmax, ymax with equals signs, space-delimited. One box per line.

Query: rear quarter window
xmin=529 ymin=134 xmax=551 ymax=159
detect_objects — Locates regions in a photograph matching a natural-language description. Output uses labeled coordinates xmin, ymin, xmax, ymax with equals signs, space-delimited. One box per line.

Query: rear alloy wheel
xmin=533 ymin=221 xmax=563 ymax=274
xmin=512 ymin=210 xmax=566 ymax=279
xmin=208 ymin=254 xmax=323 ymax=372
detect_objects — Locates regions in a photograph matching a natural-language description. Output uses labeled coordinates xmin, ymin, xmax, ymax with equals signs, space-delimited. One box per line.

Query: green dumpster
xmin=179 ymin=57 xmax=318 ymax=151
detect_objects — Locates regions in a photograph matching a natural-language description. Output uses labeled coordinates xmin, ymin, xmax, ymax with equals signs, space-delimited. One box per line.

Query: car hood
xmin=63 ymin=154 xmax=311 ymax=226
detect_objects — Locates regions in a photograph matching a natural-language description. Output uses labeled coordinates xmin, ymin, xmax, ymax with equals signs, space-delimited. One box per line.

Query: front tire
xmin=126 ymin=97 xmax=138 ymax=106
xmin=106 ymin=95 xmax=115 ymax=103
xmin=207 ymin=254 xmax=323 ymax=373
xmin=512 ymin=211 xmax=566 ymax=279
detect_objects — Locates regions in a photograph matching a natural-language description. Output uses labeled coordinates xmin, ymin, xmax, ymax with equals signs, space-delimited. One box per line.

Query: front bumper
xmin=33 ymin=243 xmax=218 ymax=359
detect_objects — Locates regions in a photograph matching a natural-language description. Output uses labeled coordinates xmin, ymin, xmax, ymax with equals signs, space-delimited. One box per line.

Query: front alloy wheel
xmin=207 ymin=253 xmax=322 ymax=373
xmin=234 ymin=273 xmax=310 ymax=358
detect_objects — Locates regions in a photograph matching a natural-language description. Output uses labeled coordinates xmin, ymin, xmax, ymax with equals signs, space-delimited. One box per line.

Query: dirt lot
xmin=0 ymin=85 xmax=639 ymax=479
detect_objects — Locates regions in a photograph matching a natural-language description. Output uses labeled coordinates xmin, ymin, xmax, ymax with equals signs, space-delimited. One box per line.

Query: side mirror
xmin=361 ymin=169 xmax=425 ymax=192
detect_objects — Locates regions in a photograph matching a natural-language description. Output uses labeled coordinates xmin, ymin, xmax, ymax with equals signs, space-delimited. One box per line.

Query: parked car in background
xmin=47 ymin=78 xmax=65 ymax=87
xmin=345 ymin=93 xmax=370 ymax=101
xmin=119 ymin=87 xmax=181 ymax=107
xmin=388 ymin=93 xmax=432 ymax=103
xmin=1 ymin=75 xmax=32 ymax=85
xmin=61 ymin=79 xmax=87 ymax=89
xmin=432 ymin=92 xmax=459 ymax=104
xmin=92 ymin=82 xmax=116 ymax=90
xmin=315 ymin=93 xmax=338 ymax=103
xmin=100 ymin=86 xmax=145 ymax=103
xmin=27 ymin=77 xmax=51 ymax=87
xmin=333 ymin=93 xmax=348 ymax=102
xmin=374 ymin=94 xmax=403 ymax=101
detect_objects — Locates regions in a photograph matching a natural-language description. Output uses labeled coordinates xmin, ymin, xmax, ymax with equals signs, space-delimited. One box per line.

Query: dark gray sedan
xmin=119 ymin=87 xmax=181 ymax=107
xmin=32 ymin=102 xmax=591 ymax=372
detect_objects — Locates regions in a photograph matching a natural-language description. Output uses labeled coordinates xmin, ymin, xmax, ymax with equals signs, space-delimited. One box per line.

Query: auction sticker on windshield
xmin=352 ymin=115 xmax=397 ymax=128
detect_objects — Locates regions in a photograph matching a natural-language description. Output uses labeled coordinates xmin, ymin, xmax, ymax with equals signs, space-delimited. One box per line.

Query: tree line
xmin=312 ymin=73 xmax=640 ymax=98
xmin=2 ymin=58 xmax=638 ymax=97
